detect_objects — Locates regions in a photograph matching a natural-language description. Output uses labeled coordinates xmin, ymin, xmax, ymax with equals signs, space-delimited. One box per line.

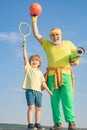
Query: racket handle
xmin=23 ymin=37 xmax=26 ymax=43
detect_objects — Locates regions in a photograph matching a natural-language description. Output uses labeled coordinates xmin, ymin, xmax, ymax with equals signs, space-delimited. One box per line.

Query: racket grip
xmin=23 ymin=37 xmax=26 ymax=43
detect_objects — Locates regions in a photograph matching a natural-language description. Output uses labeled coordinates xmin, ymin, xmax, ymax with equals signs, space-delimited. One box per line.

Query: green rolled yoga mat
xmin=70 ymin=47 xmax=85 ymax=61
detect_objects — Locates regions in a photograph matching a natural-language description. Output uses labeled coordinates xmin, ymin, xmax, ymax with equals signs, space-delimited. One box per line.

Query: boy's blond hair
xmin=29 ymin=54 xmax=42 ymax=68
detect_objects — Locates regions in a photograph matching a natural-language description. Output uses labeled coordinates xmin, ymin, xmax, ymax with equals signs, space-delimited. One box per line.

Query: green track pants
xmin=48 ymin=74 xmax=75 ymax=124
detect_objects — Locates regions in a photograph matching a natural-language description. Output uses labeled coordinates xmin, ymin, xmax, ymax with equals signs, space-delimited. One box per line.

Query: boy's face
xmin=30 ymin=57 xmax=40 ymax=68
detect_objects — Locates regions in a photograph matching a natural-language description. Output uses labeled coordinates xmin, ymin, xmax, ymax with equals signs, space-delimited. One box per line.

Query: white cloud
xmin=0 ymin=32 xmax=22 ymax=44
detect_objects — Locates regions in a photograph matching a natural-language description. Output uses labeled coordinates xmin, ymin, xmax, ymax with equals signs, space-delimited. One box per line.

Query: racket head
xmin=18 ymin=22 xmax=31 ymax=40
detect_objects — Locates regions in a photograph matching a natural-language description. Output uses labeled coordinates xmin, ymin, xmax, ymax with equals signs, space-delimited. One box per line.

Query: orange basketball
xmin=30 ymin=3 xmax=42 ymax=16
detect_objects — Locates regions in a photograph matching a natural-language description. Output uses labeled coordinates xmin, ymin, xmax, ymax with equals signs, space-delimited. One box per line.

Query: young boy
xmin=31 ymin=15 xmax=80 ymax=130
xmin=22 ymin=42 xmax=53 ymax=130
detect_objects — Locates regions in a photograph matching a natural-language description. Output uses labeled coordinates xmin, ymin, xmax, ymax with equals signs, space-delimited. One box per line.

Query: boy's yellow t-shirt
xmin=42 ymin=38 xmax=79 ymax=75
xmin=22 ymin=63 xmax=45 ymax=91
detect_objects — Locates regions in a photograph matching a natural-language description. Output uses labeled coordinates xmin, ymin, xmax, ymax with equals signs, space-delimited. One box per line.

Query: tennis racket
xmin=18 ymin=21 xmax=31 ymax=42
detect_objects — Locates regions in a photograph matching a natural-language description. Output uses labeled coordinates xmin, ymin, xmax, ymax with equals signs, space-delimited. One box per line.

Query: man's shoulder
xmin=42 ymin=37 xmax=53 ymax=48
xmin=62 ymin=40 xmax=72 ymax=43
xmin=62 ymin=40 xmax=74 ymax=45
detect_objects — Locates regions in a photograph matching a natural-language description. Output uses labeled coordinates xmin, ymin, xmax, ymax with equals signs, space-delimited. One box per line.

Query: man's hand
xmin=70 ymin=61 xmax=79 ymax=66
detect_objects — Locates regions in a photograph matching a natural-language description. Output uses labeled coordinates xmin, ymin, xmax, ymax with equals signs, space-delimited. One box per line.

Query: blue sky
xmin=0 ymin=0 xmax=87 ymax=128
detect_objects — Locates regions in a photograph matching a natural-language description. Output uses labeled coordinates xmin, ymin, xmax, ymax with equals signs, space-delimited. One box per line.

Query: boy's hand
xmin=22 ymin=42 xmax=26 ymax=48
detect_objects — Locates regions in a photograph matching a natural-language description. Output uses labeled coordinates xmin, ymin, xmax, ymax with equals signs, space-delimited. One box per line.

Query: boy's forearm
xmin=22 ymin=43 xmax=28 ymax=65
xmin=23 ymin=48 xmax=27 ymax=60
xmin=42 ymin=82 xmax=53 ymax=95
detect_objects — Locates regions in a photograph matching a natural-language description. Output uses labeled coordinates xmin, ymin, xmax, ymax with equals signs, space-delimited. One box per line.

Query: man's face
xmin=50 ymin=33 xmax=62 ymax=42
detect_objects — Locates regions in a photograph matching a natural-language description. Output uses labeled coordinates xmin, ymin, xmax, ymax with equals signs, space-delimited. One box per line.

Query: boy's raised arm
xmin=22 ymin=42 xmax=29 ymax=65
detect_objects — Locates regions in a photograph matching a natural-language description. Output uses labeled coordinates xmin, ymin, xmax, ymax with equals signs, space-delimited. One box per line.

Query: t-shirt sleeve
xmin=24 ymin=63 xmax=30 ymax=71
xmin=67 ymin=41 xmax=80 ymax=65
xmin=42 ymin=37 xmax=51 ymax=52
xmin=67 ymin=41 xmax=77 ymax=52
xmin=40 ymin=71 xmax=46 ymax=83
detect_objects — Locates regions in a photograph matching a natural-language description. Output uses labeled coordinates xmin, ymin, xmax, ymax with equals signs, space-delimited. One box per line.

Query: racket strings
xmin=20 ymin=24 xmax=29 ymax=34
xmin=18 ymin=22 xmax=31 ymax=41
